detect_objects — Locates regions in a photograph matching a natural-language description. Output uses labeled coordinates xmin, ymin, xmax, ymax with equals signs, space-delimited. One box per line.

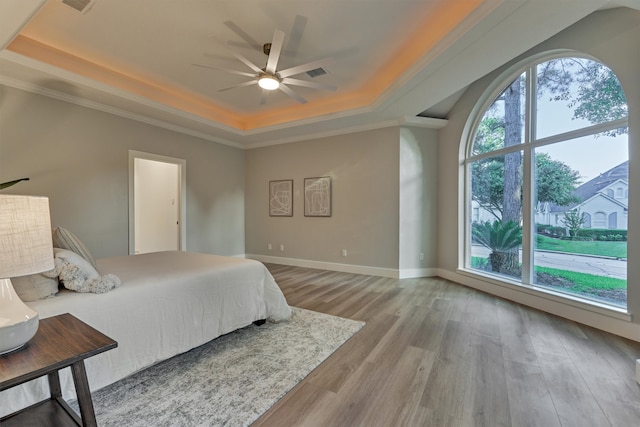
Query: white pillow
xmin=11 ymin=273 xmax=59 ymax=302
xmin=54 ymin=248 xmax=99 ymax=279
xmin=53 ymin=248 xmax=120 ymax=294
xmin=52 ymin=227 xmax=98 ymax=270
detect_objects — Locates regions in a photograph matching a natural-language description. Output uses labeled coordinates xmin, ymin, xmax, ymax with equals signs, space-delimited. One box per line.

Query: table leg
xmin=47 ymin=370 xmax=62 ymax=398
xmin=71 ymin=360 xmax=98 ymax=427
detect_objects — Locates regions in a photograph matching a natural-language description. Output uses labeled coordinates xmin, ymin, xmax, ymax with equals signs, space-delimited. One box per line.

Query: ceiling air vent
xmin=306 ymin=67 xmax=327 ymax=78
xmin=61 ymin=0 xmax=98 ymax=13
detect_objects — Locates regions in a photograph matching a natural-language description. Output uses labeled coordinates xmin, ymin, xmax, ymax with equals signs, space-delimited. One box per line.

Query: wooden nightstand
xmin=0 ymin=313 xmax=117 ymax=427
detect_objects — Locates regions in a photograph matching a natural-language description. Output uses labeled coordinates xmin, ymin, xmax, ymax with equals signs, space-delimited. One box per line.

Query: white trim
xmin=128 ymin=150 xmax=187 ymax=255
xmin=437 ymin=268 xmax=639 ymax=341
xmin=246 ymin=254 xmax=400 ymax=278
xmin=247 ymin=255 xmax=438 ymax=279
xmin=400 ymin=116 xmax=449 ymax=129
xmin=243 ymin=118 xmax=403 ymax=149
xmin=243 ymin=116 xmax=449 ymax=149
xmin=398 ymin=268 xmax=439 ymax=279
xmin=0 ymin=71 xmax=450 ymax=151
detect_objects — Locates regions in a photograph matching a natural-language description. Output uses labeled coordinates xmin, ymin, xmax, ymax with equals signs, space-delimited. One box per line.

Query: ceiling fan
xmin=194 ymin=29 xmax=336 ymax=104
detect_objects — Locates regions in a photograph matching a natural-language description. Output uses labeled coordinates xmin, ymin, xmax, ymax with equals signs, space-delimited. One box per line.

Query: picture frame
xmin=269 ymin=180 xmax=293 ymax=217
xmin=304 ymin=176 xmax=331 ymax=217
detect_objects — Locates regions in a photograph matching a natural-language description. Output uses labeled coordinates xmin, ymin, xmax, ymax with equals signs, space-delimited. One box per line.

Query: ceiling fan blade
xmin=192 ymin=64 xmax=256 ymax=78
xmin=279 ymin=83 xmax=307 ymax=104
xmin=285 ymin=15 xmax=307 ymax=56
xmin=218 ymin=79 xmax=258 ymax=92
xmin=233 ymin=52 xmax=263 ymax=74
xmin=278 ymin=57 xmax=334 ymax=79
xmin=265 ymin=29 xmax=285 ymax=74
xmin=281 ymin=78 xmax=337 ymax=91
xmin=223 ymin=21 xmax=261 ymax=50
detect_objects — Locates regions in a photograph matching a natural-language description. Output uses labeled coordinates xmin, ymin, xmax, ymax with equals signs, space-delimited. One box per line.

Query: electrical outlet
xmin=341 ymin=249 xmax=347 ymax=257
xmin=267 ymin=243 xmax=272 ymax=250
xmin=420 ymin=252 xmax=425 ymax=262
xmin=636 ymin=359 xmax=640 ymax=384
xmin=280 ymin=244 xmax=285 ymax=252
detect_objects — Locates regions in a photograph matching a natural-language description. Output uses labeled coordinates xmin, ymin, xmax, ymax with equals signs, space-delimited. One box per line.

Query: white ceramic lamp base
xmin=0 ymin=278 xmax=40 ymax=354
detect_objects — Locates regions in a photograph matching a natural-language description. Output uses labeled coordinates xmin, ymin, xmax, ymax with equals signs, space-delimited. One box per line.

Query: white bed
xmin=0 ymin=251 xmax=291 ymax=417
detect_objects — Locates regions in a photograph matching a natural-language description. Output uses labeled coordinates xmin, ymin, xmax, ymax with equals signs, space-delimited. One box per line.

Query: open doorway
xmin=129 ymin=150 xmax=186 ymax=254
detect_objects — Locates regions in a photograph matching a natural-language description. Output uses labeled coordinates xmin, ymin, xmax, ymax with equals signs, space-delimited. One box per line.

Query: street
xmin=471 ymin=246 xmax=626 ymax=279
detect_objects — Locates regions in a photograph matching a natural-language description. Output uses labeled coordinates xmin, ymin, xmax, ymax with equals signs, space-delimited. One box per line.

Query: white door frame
xmin=128 ymin=150 xmax=187 ymax=255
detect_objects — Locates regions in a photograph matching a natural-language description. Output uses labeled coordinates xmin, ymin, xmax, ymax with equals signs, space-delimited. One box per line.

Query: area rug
xmin=72 ymin=307 xmax=364 ymax=426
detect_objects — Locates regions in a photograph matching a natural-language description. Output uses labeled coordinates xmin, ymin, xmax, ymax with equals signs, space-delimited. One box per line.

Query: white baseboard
xmin=247 ymin=254 xmax=398 ymax=277
xmin=398 ymin=267 xmax=438 ymax=279
xmin=246 ymin=254 xmax=437 ymax=279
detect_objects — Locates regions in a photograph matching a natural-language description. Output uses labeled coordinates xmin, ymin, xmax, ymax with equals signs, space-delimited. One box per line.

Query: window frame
xmin=461 ymin=51 xmax=629 ymax=312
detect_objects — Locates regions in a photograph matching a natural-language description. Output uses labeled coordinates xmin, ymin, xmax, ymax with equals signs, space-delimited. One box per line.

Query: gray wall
xmin=0 ymin=86 xmax=245 ymax=258
xmin=437 ymin=8 xmax=640 ymax=338
xmin=399 ymin=127 xmax=439 ymax=272
xmin=245 ymin=127 xmax=404 ymax=270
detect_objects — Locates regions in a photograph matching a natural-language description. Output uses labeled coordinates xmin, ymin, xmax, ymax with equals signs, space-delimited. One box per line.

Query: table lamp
xmin=0 ymin=195 xmax=54 ymax=354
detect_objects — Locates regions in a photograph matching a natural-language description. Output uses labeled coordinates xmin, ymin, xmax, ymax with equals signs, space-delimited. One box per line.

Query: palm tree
xmin=472 ymin=220 xmax=522 ymax=274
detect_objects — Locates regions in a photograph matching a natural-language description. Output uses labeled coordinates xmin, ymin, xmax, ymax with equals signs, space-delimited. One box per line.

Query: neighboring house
xmin=472 ymin=161 xmax=629 ymax=231
xmin=536 ymin=161 xmax=629 ymax=230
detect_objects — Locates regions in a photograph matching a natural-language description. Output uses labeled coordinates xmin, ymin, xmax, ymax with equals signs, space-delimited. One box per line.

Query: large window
xmin=465 ymin=55 xmax=628 ymax=309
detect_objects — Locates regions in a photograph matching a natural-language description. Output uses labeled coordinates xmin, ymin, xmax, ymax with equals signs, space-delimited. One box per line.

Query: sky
xmin=536 ymin=96 xmax=628 ymax=183
xmin=478 ymin=58 xmax=629 ymax=184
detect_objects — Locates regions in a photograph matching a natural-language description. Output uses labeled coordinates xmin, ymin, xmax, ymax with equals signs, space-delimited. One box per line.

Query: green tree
xmin=471 ymin=148 xmax=581 ymax=218
xmin=561 ymin=209 xmax=587 ymax=238
xmin=542 ymin=59 xmax=628 ymax=137
xmin=472 ymin=220 xmax=522 ymax=274
xmin=535 ymin=153 xmax=581 ymax=207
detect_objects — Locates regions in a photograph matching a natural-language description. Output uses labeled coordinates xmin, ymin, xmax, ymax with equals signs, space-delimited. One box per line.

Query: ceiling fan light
xmin=258 ymin=74 xmax=280 ymax=90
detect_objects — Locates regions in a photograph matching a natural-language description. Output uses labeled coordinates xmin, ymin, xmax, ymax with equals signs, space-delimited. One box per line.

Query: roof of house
xmin=549 ymin=161 xmax=628 ymax=213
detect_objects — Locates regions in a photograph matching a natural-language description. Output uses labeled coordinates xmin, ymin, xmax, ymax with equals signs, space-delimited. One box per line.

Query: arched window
xmin=594 ymin=212 xmax=607 ymax=228
xmin=465 ymin=54 xmax=628 ymax=308
xmin=609 ymin=212 xmax=618 ymax=229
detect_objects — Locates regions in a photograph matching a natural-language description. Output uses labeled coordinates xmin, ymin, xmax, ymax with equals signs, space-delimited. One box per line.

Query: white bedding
xmin=0 ymin=251 xmax=291 ymax=417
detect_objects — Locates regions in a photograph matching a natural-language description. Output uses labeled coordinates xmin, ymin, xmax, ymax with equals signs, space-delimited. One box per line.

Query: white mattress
xmin=0 ymin=251 xmax=291 ymax=417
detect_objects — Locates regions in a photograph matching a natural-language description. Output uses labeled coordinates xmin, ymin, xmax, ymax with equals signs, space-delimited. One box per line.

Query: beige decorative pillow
xmin=54 ymin=248 xmax=99 ymax=279
xmin=53 ymin=248 xmax=120 ymax=294
xmin=11 ymin=273 xmax=59 ymax=302
xmin=52 ymin=227 xmax=98 ymax=270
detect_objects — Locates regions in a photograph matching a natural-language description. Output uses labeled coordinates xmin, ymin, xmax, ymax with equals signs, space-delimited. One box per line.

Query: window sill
xmin=456 ymin=268 xmax=632 ymax=322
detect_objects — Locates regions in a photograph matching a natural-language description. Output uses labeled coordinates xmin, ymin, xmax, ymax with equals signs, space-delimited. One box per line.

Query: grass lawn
xmin=534 ymin=266 xmax=626 ymax=293
xmin=471 ymin=256 xmax=627 ymax=305
xmin=536 ymin=234 xmax=627 ymax=258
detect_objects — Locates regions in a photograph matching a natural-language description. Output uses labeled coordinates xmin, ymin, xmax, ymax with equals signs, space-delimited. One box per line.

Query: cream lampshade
xmin=0 ymin=194 xmax=54 ymax=354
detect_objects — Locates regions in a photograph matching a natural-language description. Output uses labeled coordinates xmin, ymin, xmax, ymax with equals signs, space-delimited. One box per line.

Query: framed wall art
xmin=304 ymin=176 xmax=331 ymax=217
xmin=269 ymin=180 xmax=293 ymax=217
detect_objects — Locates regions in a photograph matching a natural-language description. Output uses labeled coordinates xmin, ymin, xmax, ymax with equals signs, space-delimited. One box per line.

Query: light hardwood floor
xmin=253 ymin=264 xmax=640 ymax=427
